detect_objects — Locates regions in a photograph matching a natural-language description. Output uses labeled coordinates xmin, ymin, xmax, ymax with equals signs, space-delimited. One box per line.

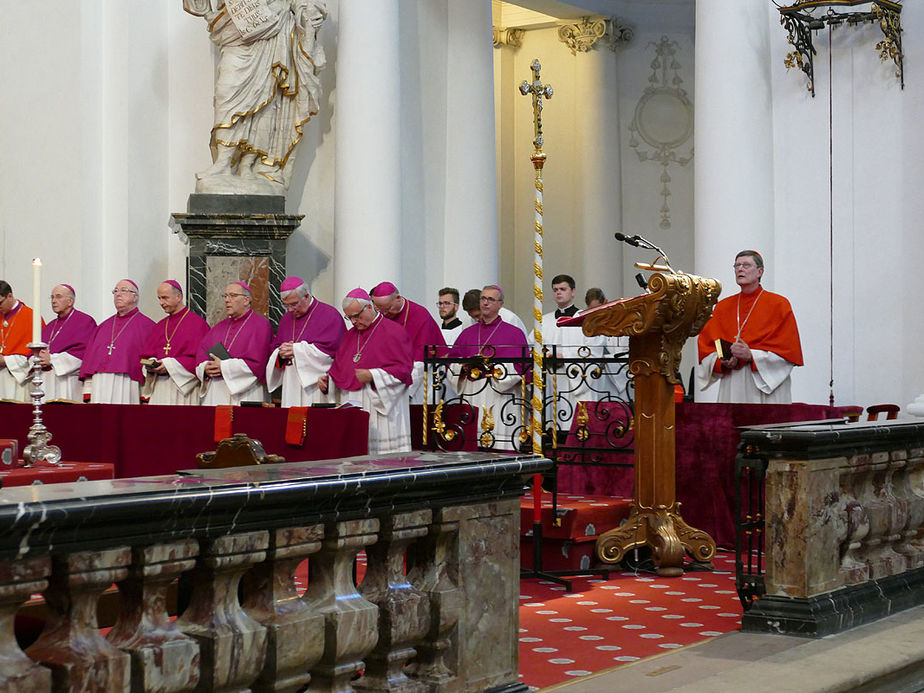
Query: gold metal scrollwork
xmin=432 ymin=400 xmax=456 ymax=442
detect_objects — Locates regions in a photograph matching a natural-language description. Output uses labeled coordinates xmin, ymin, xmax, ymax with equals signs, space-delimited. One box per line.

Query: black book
xmin=206 ymin=342 xmax=231 ymax=360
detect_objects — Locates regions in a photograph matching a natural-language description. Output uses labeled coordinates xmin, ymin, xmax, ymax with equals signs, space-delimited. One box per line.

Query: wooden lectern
xmin=560 ymin=271 xmax=721 ymax=576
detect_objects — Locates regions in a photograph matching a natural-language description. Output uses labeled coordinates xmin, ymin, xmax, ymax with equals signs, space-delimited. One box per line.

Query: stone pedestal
xmin=170 ymin=194 xmax=302 ymax=326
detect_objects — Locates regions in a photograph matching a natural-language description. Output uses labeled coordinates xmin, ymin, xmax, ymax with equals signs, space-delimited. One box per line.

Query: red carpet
xmin=517 ymin=550 xmax=743 ymax=690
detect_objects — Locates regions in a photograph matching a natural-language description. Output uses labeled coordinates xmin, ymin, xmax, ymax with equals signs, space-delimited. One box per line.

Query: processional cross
xmin=518 ymin=59 xmax=553 ymax=457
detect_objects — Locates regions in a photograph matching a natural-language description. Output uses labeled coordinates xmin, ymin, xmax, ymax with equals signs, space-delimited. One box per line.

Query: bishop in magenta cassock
xmin=371 ymin=281 xmax=444 ymax=405
xmin=196 ymin=281 xmax=272 ymax=405
xmin=79 ymin=279 xmax=155 ymax=404
xmin=0 ymin=280 xmax=42 ymax=403
xmin=449 ymin=285 xmax=529 ymax=451
xmin=696 ymin=250 xmax=803 ymax=403
xmin=266 ymin=276 xmax=346 ymax=407
xmin=39 ymin=284 xmax=97 ymax=402
xmin=140 ymin=280 xmax=209 ymax=405
xmin=321 ymin=288 xmax=414 ymax=454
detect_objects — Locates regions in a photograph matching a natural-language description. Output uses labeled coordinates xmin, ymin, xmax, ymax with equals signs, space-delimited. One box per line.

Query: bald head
xmin=157 ymin=282 xmax=185 ymax=315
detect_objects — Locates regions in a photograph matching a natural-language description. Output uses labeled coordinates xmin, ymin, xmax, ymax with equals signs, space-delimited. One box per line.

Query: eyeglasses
xmin=222 ymin=292 xmax=247 ymax=299
xmin=733 ymin=263 xmax=757 ymax=270
xmin=112 ymin=289 xmax=137 ymax=295
xmin=437 ymin=301 xmax=456 ymax=307
xmin=345 ymin=305 xmax=369 ymax=321
xmin=50 ymin=293 xmax=71 ymax=300
xmin=480 ymin=296 xmax=498 ymax=303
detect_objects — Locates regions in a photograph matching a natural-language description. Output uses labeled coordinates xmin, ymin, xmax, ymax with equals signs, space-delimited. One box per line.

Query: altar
xmin=0 ymin=402 xmax=369 ymax=478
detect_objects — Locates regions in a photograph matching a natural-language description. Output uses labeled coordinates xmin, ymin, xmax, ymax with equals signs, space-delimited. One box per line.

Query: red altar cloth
xmin=556 ymin=401 xmax=849 ymax=548
xmin=0 ymin=461 xmax=114 ymax=487
xmin=0 ymin=403 xmax=369 ymax=479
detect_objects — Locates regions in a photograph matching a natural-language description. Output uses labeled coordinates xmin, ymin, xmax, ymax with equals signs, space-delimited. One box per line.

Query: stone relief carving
xmin=628 ymin=36 xmax=693 ymax=230
xmin=557 ymin=17 xmax=633 ymax=55
xmin=493 ymin=26 xmax=525 ymax=48
xmin=183 ymin=0 xmax=328 ymax=195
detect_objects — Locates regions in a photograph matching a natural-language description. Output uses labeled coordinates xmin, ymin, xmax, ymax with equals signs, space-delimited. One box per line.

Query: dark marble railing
xmin=0 ymin=450 xmax=550 ymax=692
xmin=737 ymin=419 xmax=924 ymax=636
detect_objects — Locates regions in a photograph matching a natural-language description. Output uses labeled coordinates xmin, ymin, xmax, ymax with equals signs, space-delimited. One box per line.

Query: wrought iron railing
xmin=734 ymin=447 xmax=768 ymax=610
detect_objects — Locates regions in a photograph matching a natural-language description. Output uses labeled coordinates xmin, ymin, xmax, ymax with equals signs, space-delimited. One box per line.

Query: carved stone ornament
xmin=557 ymin=17 xmax=633 ymax=55
xmin=493 ymin=26 xmax=525 ymax=48
xmin=628 ymin=35 xmax=693 ymax=230
xmin=579 ymin=272 xmax=721 ymax=384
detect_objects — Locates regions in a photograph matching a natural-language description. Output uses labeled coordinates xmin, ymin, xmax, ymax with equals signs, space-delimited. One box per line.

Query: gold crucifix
xmin=518 ymin=59 xmax=553 ymax=155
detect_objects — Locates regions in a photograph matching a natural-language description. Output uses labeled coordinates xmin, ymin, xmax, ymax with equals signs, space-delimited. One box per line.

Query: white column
xmin=334 ymin=0 xmax=402 ymax=302
xmin=443 ymin=0 xmax=498 ymax=289
xmin=575 ymin=45 xmax=623 ymax=302
xmin=694 ymin=0 xmax=774 ymax=287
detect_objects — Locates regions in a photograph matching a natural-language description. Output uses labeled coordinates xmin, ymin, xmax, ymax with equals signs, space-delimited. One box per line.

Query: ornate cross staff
xmin=519 ymin=59 xmax=553 ymax=456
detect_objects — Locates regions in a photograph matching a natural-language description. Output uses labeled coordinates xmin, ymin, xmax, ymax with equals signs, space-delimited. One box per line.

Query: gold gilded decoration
xmin=575 ymin=401 xmax=590 ymax=442
xmin=580 ymin=271 xmax=720 ymax=384
xmin=777 ymin=0 xmax=904 ymax=95
xmin=432 ymin=400 xmax=456 ymax=442
xmin=480 ymin=405 xmax=495 ymax=448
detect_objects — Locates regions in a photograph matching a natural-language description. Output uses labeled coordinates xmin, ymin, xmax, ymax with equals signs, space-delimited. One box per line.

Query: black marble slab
xmin=188 ymin=193 xmax=285 ymax=215
xmin=0 ymin=451 xmax=551 ymax=561
xmin=739 ymin=419 xmax=924 ymax=460
xmin=742 ymin=566 xmax=924 ymax=637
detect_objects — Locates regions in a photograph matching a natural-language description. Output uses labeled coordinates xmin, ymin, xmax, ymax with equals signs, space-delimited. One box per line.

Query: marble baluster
xmin=897 ymin=448 xmax=924 ymax=567
xmin=303 ymin=518 xmax=379 ymax=693
xmin=404 ymin=509 xmax=462 ymax=691
xmin=106 ymin=539 xmax=201 ymax=693
xmin=355 ymin=510 xmax=432 ymax=693
xmin=242 ymin=525 xmax=324 ymax=693
xmin=176 ymin=531 xmax=269 ymax=692
xmin=26 ymin=547 xmax=132 ymax=691
xmin=0 ymin=556 xmax=51 ymax=690
xmin=863 ymin=451 xmax=907 ymax=578
xmin=879 ymin=451 xmax=910 ymax=576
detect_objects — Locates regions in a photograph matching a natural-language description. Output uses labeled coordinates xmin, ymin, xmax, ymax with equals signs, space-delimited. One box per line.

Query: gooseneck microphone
xmin=614 ymin=232 xmax=641 ymax=247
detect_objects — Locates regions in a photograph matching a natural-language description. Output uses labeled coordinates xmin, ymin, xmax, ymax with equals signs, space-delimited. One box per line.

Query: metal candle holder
xmin=21 ymin=341 xmax=62 ymax=466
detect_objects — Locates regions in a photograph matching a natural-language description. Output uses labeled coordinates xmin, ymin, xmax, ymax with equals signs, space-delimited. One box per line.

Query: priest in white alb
xmin=196 ymin=282 xmax=272 ymax=405
xmin=320 ymin=288 xmax=414 ymax=454
xmin=140 ymin=280 xmax=209 ymax=405
xmin=79 ymin=279 xmax=155 ymax=404
xmin=266 ymin=276 xmax=346 ymax=407
xmin=39 ymin=284 xmax=97 ymax=402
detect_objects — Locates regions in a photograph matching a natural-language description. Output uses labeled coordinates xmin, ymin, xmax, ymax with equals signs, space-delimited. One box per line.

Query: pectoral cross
xmin=163 ymin=343 xmax=171 ymax=355
xmin=106 ymin=343 xmax=115 ymax=355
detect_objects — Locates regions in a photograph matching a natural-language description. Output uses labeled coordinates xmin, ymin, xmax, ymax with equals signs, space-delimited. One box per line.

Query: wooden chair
xmin=866 ymin=404 xmax=900 ymax=421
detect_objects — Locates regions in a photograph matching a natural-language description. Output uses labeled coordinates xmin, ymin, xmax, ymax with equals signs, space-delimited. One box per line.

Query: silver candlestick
xmin=22 ymin=342 xmax=61 ymax=466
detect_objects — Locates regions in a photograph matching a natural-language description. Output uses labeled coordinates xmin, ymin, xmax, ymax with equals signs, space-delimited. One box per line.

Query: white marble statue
xmin=184 ymin=0 xmax=327 ymax=194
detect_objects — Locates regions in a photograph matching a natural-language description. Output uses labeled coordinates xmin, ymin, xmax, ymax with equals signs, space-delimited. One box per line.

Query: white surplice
xmin=43 ymin=352 xmax=83 ymax=402
xmin=334 ymin=369 xmax=410 ymax=454
xmin=197 ymin=358 xmax=267 ymax=405
xmin=142 ymin=357 xmax=201 ymax=406
xmin=86 ymin=372 xmax=140 ymax=405
xmin=0 ymin=355 xmax=31 ymax=402
xmin=696 ymin=350 xmax=795 ymax=404
xmin=265 ymin=343 xmax=334 ymax=407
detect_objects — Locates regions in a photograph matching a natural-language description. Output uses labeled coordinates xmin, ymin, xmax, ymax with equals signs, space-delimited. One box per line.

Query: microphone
xmin=635 ymin=273 xmax=648 ymax=290
xmin=614 ymin=232 xmax=641 ymax=247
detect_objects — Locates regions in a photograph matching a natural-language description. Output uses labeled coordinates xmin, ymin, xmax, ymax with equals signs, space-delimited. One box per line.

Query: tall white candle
xmin=32 ymin=258 xmax=41 ymax=344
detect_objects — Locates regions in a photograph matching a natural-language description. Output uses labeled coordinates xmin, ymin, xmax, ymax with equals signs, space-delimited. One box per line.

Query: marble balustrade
xmin=739 ymin=419 xmax=924 ymax=636
xmin=0 ymin=450 xmax=549 ymax=692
